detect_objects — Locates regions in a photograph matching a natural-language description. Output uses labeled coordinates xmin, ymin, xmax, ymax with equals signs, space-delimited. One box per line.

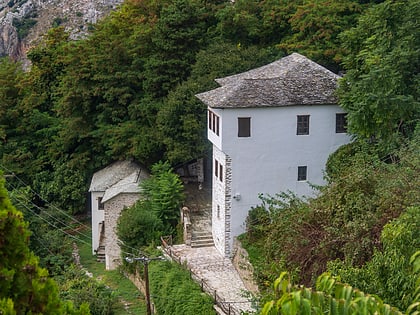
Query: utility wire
xmin=5 ymin=179 xmax=91 ymax=240
xmin=0 ymin=163 xmax=90 ymax=230
xmin=12 ymin=196 xmax=91 ymax=246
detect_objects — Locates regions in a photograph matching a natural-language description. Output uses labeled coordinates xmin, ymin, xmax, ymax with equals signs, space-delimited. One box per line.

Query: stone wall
xmin=212 ymin=146 xmax=226 ymax=254
xmin=232 ymin=238 xmax=259 ymax=295
xmin=104 ymin=193 xmax=139 ymax=270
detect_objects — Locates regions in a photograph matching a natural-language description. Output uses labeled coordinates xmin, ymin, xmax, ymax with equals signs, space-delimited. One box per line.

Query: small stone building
xmin=89 ymin=160 xmax=149 ymax=270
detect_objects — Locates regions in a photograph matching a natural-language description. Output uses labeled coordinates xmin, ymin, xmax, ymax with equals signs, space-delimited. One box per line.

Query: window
xmin=336 ymin=113 xmax=347 ymax=133
xmin=214 ymin=159 xmax=223 ymax=182
xmin=238 ymin=117 xmax=251 ymax=137
xmin=297 ymin=115 xmax=310 ymax=135
xmin=98 ymin=197 xmax=104 ymax=210
xmin=297 ymin=166 xmax=307 ymax=181
xmin=208 ymin=110 xmax=220 ymax=136
xmin=217 ymin=205 xmax=220 ymax=219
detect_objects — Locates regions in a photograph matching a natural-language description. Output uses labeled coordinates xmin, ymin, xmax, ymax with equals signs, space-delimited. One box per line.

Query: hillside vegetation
xmin=0 ymin=0 xmax=419 ymax=314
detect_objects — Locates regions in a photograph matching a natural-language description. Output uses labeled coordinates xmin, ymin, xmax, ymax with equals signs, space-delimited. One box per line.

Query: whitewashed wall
xmin=91 ymin=191 xmax=105 ymax=255
xmin=210 ymin=105 xmax=351 ymax=256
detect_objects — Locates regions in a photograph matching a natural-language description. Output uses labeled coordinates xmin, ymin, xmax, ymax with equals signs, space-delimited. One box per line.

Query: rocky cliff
xmin=0 ymin=0 xmax=124 ymax=60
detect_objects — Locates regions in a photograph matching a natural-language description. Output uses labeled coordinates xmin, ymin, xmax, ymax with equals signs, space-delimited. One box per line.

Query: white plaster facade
xmin=90 ymin=190 xmax=105 ymax=255
xmin=197 ymin=53 xmax=352 ymax=256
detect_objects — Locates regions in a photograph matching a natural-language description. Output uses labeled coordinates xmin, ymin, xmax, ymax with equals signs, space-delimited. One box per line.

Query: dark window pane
xmin=208 ymin=110 xmax=212 ymax=130
xmin=238 ymin=117 xmax=251 ymax=137
xmin=297 ymin=166 xmax=307 ymax=181
xmin=297 ymin=115 xmax=310 ymax=135
xmin=98 ymin=197 xmax=104 ymax=210
xmin=336 ymin=113 xmax=347 ymax=133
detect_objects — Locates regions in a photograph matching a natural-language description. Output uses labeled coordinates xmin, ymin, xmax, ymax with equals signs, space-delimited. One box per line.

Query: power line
xmin=5 ymin=179 xmax=92 ymax=240
xmin=12 ymin=196 xmax=91 ymax=246
xmin=0 ymin=163 xmax=91 ymax=231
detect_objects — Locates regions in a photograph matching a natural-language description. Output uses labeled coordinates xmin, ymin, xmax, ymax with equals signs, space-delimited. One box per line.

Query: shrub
xmin=149 ymin=261 xmax=216 ymax=315
xmin=59 ymin=266 xmax=117 ymax=315
xmin=328 ymin=206 xmax=420 ymax=310
xmin=117 ymin=200 xmax=163 ymax=251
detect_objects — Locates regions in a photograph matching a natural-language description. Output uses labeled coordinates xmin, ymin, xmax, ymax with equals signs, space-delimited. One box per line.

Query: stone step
xmin=192 ymin=232 xmax=213 ymax=239
xmin=96 ymin=246 xmax=106 ymax=262
xmin=191 ymin=238 xmax=214 ymax=248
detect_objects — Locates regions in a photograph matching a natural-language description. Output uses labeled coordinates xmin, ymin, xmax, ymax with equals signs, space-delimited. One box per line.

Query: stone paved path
xmin=167 ymin=244 xmax=256 ymax=314
xmin=165 ymin=183 xmax=257 ymax=314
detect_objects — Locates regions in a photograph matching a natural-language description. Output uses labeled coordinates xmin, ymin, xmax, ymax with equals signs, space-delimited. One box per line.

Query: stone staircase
xmin=191 ymin=231 xmax=214 ymax=248
xmin=96 ymin=245 xmax=105 ymax=262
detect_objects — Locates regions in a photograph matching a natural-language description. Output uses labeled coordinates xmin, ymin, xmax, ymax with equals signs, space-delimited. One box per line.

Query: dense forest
xmin=0 ymin=0 xmax=419 ymax=313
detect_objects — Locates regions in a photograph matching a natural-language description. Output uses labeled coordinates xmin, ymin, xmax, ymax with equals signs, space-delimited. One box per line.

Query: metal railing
xmin=160 ymin=237 xmax=252 ymax=315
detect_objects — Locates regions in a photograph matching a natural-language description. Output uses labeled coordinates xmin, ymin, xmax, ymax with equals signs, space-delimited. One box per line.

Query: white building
xmin=196 ymin=53 xmax=351 ymax=257
xmin=89 ymin=160 xmax=149 ymax=270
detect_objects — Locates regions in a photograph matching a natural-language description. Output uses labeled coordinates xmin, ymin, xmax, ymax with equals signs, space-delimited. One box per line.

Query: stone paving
xmin=164 ymin=183 xmax=257 ymax=314
xmin=167 ymin=244 xmax=256 ymax=314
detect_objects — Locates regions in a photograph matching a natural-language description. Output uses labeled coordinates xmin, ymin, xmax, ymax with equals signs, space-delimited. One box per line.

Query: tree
xmin=117 ymin=161 xmax=184 ymax=253
xmin=278 ymin=0 xmax=364 ymax=72
xmin=157 ymin=42 xmax=280 ymax=164
xmin=141 ymin=161 xmax=185 ymax=233
xmin=142 ymin=0 xmax=210 ymax=98
xmin=0 ymin=173 xmax=89 ymax=314
xmin=117 ymin=200 xmax=163 ymax=250
xmin=338 ymin=0 xmax=420 ymax=147
xmin=328 ymin=206 xmax=420 ymax=310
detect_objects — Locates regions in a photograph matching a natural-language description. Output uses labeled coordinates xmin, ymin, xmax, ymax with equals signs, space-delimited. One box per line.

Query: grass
xmin=77 ymin=228 xmax=146 ymax=315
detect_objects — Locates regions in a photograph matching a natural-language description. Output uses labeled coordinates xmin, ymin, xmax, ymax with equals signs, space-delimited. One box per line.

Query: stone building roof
xmin=102 ymin=170 xmax=147 ymax=203
xmin=196 ymin=53 xmax=340 ymax=109
xmin=89 ymin=160 xmax=149 ymax=193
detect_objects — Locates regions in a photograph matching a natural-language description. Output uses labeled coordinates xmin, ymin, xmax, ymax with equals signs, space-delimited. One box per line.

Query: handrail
xmin=159 ymin=237 xmax=248 ymax=315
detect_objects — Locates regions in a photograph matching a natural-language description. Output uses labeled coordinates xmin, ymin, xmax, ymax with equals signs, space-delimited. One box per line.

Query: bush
xmin=149 ymin=261 xmax=216 ymax=315
xmin=328 ymin=206 xmax=420 ymax=311
xmin=117 ymin=200 xmax=163 ymax=251
xmin=243 ymin=136 xmax=419 ymax=289
xmin=141 ymin=161 xmax=185 ymax=234
xmin=59 ymin=266 xmax=117 ymax=315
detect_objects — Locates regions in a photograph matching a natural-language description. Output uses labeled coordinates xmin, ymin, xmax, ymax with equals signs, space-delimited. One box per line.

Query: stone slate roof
xmin=196 ymin=53 xmax=340 ymax=108
xmin=102 ymin=170 xmax=146 ymax=203
xmin=89 ymin=160 xmax=149 ymax=193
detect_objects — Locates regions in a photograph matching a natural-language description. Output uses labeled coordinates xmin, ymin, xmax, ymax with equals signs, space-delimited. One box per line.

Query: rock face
xmin=0 ymin=0 xmax=124 ymax=60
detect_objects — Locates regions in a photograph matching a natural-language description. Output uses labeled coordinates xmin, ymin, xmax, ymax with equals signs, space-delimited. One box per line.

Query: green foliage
xmin=117 ymin=200 xmax=163 ymax=250
xmin=0 ymin=174 xmax=89 ymax=314
xmin=0 ymin=57 xmax=23 ymax=144
xmin=278 ymin=0 xmax=364 ymax=71
xmin=59 ymin=266 xmax=117 ymax=315
xmin=141 ymin=161 xmax=185 ymax=233
xmin=33 ymin=160 xmax=88 ymax=214
xmin=117 ymin=161 xmax=184 ymax=256
xmin=338 ymin=0 xmax=420 ymax=145
xmin=142 ymin=0 xmax=209 ymax=98
xmin=261 ymin=271 xmax=403 ymax=315
xmin=12 ymin=17 xmax=37 ymax=39
xmin=244 ymin=136 xmax=419 ymax=299
xmin=149 ymin=261 xmax=216 ymax=315
xmin=327 ymin=206 xmax=420 ymax=310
